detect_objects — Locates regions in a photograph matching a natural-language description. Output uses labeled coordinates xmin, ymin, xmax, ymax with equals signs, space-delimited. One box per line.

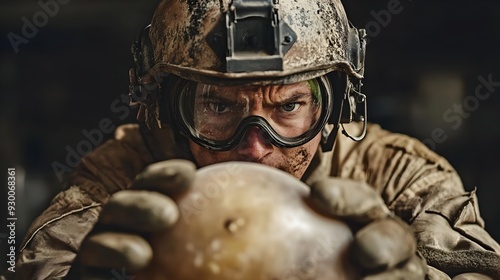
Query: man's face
xmin=188 ymin=81 xmax=323 ymax=179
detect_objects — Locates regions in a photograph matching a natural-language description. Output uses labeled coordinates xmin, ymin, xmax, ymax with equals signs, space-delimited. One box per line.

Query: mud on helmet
xmin=129 ymin=0 xmax=367 ymax=152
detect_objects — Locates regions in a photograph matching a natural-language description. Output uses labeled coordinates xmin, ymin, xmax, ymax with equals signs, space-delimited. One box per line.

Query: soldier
xmin=15 ymin=0 xmax=500 ymax=279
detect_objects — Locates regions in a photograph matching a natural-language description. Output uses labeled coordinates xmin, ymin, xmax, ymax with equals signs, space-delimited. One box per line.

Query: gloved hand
xmin=65 ymin=159 xmax=196 ymax=280
xmin=309 ymin=177 xmax=428 ymax=280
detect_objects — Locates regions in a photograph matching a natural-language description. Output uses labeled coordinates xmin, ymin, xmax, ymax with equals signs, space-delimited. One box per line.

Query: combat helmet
xmin=130 ymin=0 xmax=367 ymax=151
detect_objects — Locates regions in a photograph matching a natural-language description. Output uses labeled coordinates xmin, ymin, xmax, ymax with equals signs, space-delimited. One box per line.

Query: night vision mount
xmin=206 ymin=0 xmax=297 ymax=72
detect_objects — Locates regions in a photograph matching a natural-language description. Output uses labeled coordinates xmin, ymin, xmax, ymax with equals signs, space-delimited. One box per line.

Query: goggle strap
xmin=321 ymin=72 xmax=347 ymax=152
xmin=321 ymin=125 xmax=341 ymax=152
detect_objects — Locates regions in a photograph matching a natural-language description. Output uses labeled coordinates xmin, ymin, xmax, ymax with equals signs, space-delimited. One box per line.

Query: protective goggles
xmin=170 ymin=76 xmax=333 ymax=151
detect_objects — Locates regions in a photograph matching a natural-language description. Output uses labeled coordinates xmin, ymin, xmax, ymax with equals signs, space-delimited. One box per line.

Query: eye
xmin=280 ymin=103 xmax=300 ymax=112
xmin=208 ymin=102 xmax=230 ymax=113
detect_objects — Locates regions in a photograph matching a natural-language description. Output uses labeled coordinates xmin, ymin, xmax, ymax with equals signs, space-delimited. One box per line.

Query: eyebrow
xmin=271 ymin=92 xmax=312 ymax=105
xmin=199 ymin=88 xmax=313 ymax=105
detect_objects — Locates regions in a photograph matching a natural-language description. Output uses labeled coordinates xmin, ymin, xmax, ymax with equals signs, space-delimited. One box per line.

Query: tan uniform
xmin=16 ymin=123 xmax=500 ymax=279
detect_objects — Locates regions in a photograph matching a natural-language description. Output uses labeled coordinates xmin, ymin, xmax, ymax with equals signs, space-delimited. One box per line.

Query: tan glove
xmin=309 ymin=177 xmax=428 ymax=280
xmin=65 ymin=160 xmax=196 ymax=280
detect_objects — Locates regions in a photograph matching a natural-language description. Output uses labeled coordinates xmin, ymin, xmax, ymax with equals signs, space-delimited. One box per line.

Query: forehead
xmin=197 ymin=81 xmax=312 ymax=97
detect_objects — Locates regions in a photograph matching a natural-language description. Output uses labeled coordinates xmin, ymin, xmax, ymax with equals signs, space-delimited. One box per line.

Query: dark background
xmin=1 ymin=0 xmax=500 ymax=272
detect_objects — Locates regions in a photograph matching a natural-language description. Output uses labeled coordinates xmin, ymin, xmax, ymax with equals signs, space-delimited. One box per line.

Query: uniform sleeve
xmin=16 ymin=191 xmax=101 ymax=279
xmin=16 ymin=124 xmax=155 ymax=279
xmin=338 ymin=125 xmax=500 ymax=279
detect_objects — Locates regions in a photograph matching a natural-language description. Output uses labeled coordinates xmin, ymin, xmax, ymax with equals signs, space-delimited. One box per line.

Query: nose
xmin=237 ymin=126 xmax=273 ymax=161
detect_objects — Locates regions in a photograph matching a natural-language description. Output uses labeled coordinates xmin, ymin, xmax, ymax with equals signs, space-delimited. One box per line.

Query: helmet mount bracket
xmin=207 ymin=0 xmax=297 ymax=73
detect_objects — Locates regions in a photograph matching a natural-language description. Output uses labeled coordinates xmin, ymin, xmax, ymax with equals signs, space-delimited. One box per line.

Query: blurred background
xmin=1 ymin=0 xmax=500 ymax=272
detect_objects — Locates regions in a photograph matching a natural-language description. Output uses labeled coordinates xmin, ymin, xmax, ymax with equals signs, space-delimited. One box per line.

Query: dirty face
xmin=188 ymin=82 xmax=323 ymax=179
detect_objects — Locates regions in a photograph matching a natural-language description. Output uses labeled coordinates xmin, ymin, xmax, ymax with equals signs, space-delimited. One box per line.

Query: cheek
xmin=285 ymin=133 xmax=321 ymax=161
xmin=305 ymin=133 xmax=322 ymax=155
xmin=282 ymin=134 xmax=321 ymax=178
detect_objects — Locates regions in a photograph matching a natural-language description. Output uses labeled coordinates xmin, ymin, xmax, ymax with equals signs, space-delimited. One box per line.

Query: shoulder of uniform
xmin=68 ymin=124 xmax=155 ymax=194
xmin=337 ymin=123 xmax=464 ymax=210
xmin=361 ymin=123 xmax=453 ymax=169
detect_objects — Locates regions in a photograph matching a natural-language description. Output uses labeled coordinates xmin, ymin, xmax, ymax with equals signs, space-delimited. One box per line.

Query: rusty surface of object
xmin=136 ymin=162 xmax=358 ymax=280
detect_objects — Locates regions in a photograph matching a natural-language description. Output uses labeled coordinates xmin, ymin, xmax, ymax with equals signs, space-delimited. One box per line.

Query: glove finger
xmin=309 ymin=177 xmax=390 ymax=224
xmin=79 ymin=232 xmax=152 ymax=273
xmin=362 ymin=254 xmax=427 ymax=280
xmin=99 ymin=190 xmax=179 ymax=232
xmin=131 ymin=159 xmax=196 ymax=196
xmin=351 ymin=218 xmax=417 ymax=271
